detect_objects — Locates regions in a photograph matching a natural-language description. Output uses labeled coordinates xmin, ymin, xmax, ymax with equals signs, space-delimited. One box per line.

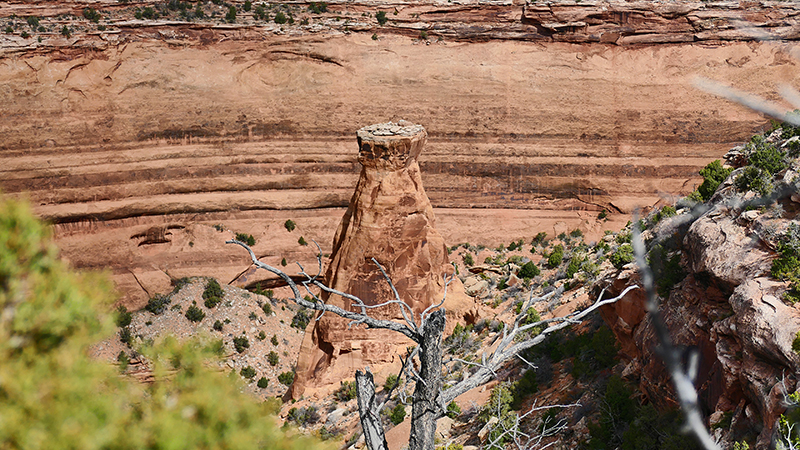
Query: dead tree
xmin=228 ymin=239 xmax=636 ymax=450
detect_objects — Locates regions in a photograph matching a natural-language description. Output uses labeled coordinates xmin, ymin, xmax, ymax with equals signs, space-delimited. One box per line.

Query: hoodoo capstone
xmin=291 ymin=122 xmax=476 ymax=398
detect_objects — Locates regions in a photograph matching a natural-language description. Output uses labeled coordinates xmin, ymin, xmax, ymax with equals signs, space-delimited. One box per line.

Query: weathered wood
xmin=408 ymin=309 xmax=446 ymax=450
xmin=356 ymin=368 xmax=388 ymax=450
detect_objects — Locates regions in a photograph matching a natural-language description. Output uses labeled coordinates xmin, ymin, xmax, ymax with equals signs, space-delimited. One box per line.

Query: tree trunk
xmin=408 ymin=309 xmax=446 ymax=450
xmin=356 ymin=368 xmax=388 ymax=450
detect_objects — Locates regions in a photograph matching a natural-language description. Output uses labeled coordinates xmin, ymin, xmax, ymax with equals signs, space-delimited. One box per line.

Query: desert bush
xmin=291 ymin=308 xmax=311 ymax=329
xmin=271 ymin=334 xmax=279 ymax=346
xmin=308 ymin=2 xmax=327 ymax=13
xmin=145 ymin=294 xmax=172 ymax=314
xmin=257 ymin=331 xmax=266 ymax=340
xmin=60 ymin=25 xmax=71 ymax=37
xmin=288 ymin=406 xmax=320 ymax=426
xmin=225 ymin=5 xmax=236 ymax=22
xmin=257 ymin=376 xmax=269 ymax=388
xmin=243 ymin=0 xmax=252 ymax=11
xmin=389 ymin=403 xmax=406 ymax=425
xmin=462 ymin=253 xmax=474 ymax=266
xmin=376 ymin=10 xmax=387 ymax=25
xmin=695 ymin=159 xmax=733 ymax=202
xmin=268 ymin=351 xmax=279 ymax=366
xmin=335 ymin=380 xmax=357 ymax=401
xmin=262 ymin=301 xmax=273 ymax=315
xmin=233 ymin=336 xmax=250 ymax=353
xmin=185 ymin=303 xmax=205 ymax=323
xmin=83 ymin=8 xmax=101 ymax=23
xmin=235 ymin=233 xmax=255 ymax=246
xmin=253 ymin=5 xmax=266 ymax=20
xmin=203 ymin=278 xmax=224 ymax=308
xmin=240 ymin=366 xmax=256 ymax=379
xmin=278 ymin=371 xmax=295 ymax=385
xmin=298 ymin=236 xmax=308 ymax=246
xmin=531 ymin=232 xmax=548 ymax=246
xmin=610 ymin=244 xmax=634 ymax=270
xmin=546 ymin=245 xmax=564 ymax=268
xmin=274 ymin=11 xmax=287 ymax=24
xmin=213 ymin=320 xmax=223 ymax=331
xmin=384 ymin=374 xmax=399 ymax=392
xmin=654 ymin=205 xmax=677 ymax=223
xmin=518 ymin=261 xmax=540 ymax=279
xmin=284 ymin=219 xmax=296 ymax=231
xmin=115 ymin=305 xmax=132 ymax=327
xmin=446 ymin=401 xmax=462 ymax=420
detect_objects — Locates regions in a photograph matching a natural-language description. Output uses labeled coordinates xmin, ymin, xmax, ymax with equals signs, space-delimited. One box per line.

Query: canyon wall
xmin=0 ymin=1 xmax=796 ymax=305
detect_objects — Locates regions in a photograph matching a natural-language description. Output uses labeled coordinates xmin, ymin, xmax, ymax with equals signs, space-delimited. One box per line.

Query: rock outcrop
xmin=291 ymin=122 xmax=476 ymax=398
xmin=595 ymin=139 xmax=800 ymax=449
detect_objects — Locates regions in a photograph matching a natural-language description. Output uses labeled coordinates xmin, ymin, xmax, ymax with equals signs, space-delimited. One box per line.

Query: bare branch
xmin=227 ymin=239 xmax=419 ymax=341
xmin=631 ymin=222 xmax=722 ymax=450
xmin=694 ymin=77 xmax=800 ymax=127
xmin=440 ymin=285 xmax=637 ymax=405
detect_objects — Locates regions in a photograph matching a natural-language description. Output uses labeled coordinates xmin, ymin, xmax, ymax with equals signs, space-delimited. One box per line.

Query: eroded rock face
xmin=291 ymin=123 xmax=475 ymax=398
xmin=595 ymin=158 xmax=800 ymax=449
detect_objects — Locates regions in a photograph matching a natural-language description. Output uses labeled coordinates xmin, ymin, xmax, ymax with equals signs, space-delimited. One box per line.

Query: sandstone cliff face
xmin=596 ymin=135 xmax=800 ymax=449
xmin=291 ymin=123 xmax=475 ymax=398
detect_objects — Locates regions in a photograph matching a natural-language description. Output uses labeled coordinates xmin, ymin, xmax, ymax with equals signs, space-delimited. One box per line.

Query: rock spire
xmin=291 ymin=122 xmax=475 ymax=398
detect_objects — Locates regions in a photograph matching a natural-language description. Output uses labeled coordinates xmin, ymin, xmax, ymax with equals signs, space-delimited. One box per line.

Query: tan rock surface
xmin=292 ymin=123 xmax=476 ymax=398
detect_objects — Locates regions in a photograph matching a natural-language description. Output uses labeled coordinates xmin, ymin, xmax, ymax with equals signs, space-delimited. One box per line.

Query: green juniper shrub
xmin=462 ymin=253 xmax=474 ymax=266
xmin=291 ymin=308 xmax=311 ymax=330
xmin=587 ymin=375 xmax=701 ymax=450
xmin=203 ymin=278 xmax=224 ymax=308
xmin=271 ymin=334 xmax=279 ymax=346
xmin=389 ymin=403 xmax=406 ymax=425
xmin=213 ymin=320 xmax=223 ymax=331
xmin=546 ymin=244 xmax=564 ymax=268
xmin=511 ymin=369 xmax=538 ymax=410
xmin=257 ymin=376 xmax=269 ymax=388
xmin=115 ymin=305 xmax=132 ymax=328
xmin=278 ymin=371 xmax=295 ymax=385
xmin=308 ymin=2 xmax=328 ymax=13
xmin=235 ymin=233 xmax=256 ymax=246
xmin=446 ymin=401 xmax=462 ymax=420
xmin=334 ymin=380 xmax=357 ymax=401
xmin=517 ymin=261 xmax=540 ymax=280
xmin=654 ymin=205 xmax=677 ymax=223
xmin=566 ymin=256 xmax=584 ymax=279
xmin=83 ymin=8 xmax=101 ymax=23
xmin=240 ymin=366 xmax=256 ymax=379
xmin=376 ymin=10 xmax=387 ymax=25
xmin=117 ymin=350 xmax=130 ymax=372
xmin=253 ymin=5 xmax=266 ymax=20
xmin=60 ymin=25 xmax=71 ymax=37
xmin=274 ymin=11 xmax=287 ymax=23
xmin=284 ymin=219 xmax=296 ymax=232
xmin=531 ymin=232 xmax=548 ymax=246
xmin=26 ymin=16 xmax=39 ymax=28
xmin=281 ymin=257 xmax=288 ymax=267
xmin=119 ymin=326 xmax=133 ymax=346
xmin=383 ymin=374 xmax=399 ymax=392
xmin=233 ymin=335 xmax=250 ymax=353
xmin=610 ymin=244 xmax=634 ymax=270
xmin=598 ymin=210 xmax=608 ymax=220
xmin=268 ymin=351 xmax=279 ymax=366
xmin=20 ymin=31 xmax=29 ymax=38
xmin=649 ymin=244 xmax=686 ymax=297
xmin=185 ymin=303 xmax=205 ymax=323
xmin=262 ymin=302 xmax=273 ymax=315
xmin=496 ymin=277 xmax=508 ymax=291
xmin=615 ymin=231 xmax=632 ymax=244
xmin=570 ymin=229 xmax=583 ymax=239
xmin=298 ymin=236 xmax=308 ymax=246
xmin=226 ymin=5 xmax=237 ymax=22
xmin=696 ymin=160 xmax=733 ymax=202
xmin=257 ymin=331 xmax=266 ymax=340
xmin=243 ymin=0 xmax=252 ymax=12
xmin=249 ymin=311 xmax=258 ymax=321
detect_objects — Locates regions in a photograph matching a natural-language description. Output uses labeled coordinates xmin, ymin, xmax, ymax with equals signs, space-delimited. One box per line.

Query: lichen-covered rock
xmin=291 ymin=123 xmax=476 ymax=398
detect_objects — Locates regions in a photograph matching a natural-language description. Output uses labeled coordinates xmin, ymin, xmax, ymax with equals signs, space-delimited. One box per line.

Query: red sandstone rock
xmin=291 ymin=123 xmax=476 ymax=398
